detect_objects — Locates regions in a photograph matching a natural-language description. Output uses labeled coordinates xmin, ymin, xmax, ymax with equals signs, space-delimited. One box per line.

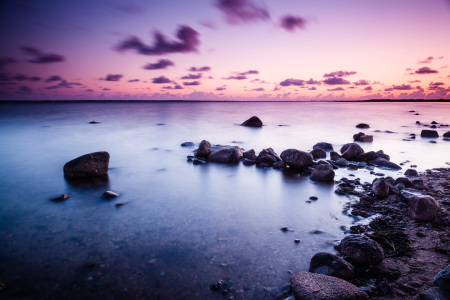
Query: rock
xmin=421 ymin=130 xmax=439 ymax=138
xmin=353 ymin=132 xmax=365 ymax=141
xmin=243 ymin=158 xmax=256 ymax=166
xmin=405 ymin=168 xmax=419 ymax=177
xmin=241 ymin=116 xmax=263 ymax=127
xmin=181 ymin=142 xmax=194 ymax=147
xmin=256 ymin=148 xmax=281 ymax=166
xmin=89 ymin=121 xmax=101 ymax=124
xmin=309 ymin=252 xmax=355 ymax=281
xmin=335 ymin=235 xmax=384 ymax=266
xmin=411 ymin=178 xmax=429 ymax=190
xmin=400 ymin=188 xmax=423 ymax=202
xmin=419 ymin=287 xmax=450 ymax=300
xmin=430 ymin=125 xmax=437 ymax=129
xmin=311 ymin=164 xmax=335 ymax=182
xmin=280 ymin=149 xmax=313 ymax=169
xmin=51 ymin=193 xmax=71 ymax=202
xmin=335 ymin=158 xmax=348 ymax=167
xmin=243 ymin=149 xmax=257 ymax=161
xmin=356 ymin=123 xmax=370 ymax=129
xmin=63 ymin=151 xmax=110 ymax=179
xmin=372 ymin=178 xmax=390 ymax=198
xmin=310 ymin=148 xmax=327 ymax=159
xmin=313 ymin=142 xmax=334 ymax=152
xmin=369 ymin=157 xmax=402 ymax=170
xmin=444 ymin=131 xmax=450 ymax=138
xmin=356 ymin=151 xmax=377 ymax=162
xmin=431 ymin=121 xmax=438 ymax=124
xmin=291 ymin=272 xmax=368 ymax=300
xmin=375 ymin=150 xmax=390 ymax=161
xmin=208 ymin=146 xmax=243 ymax=164
xmin=330 ymin=151 xmax=341 ymax=161
xmin=193 ymin=159 xmax=206 ymax=165
xmin=408 ymin=195 xmax=440 ymax=222
xmin=103 ymin=191 xmax=119 ymax=199
xmin=416 ymin=121 xmax=421 ymax=124
xmin=273 ymin=161 xmax=286 ymax=169
xmin=394 ymin=177 xmax=412 ymax=188
xmin=434 ymin=264 xmax=450 ymax=292
xmin=340 ymin=143 xmax=364 ymax=160
xmin=195 ymin=140 xmax=211 ymax=158
xmin=359 ymin=135 xmax=373 ymax=142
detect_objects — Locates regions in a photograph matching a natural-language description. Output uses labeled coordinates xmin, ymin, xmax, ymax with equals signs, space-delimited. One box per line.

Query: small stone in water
xmin=281 ymin=227 xmax=290 ymax=232
xmin=115 ymin=203 xmax=125 ymax=208
xmin=51 ymin=193 xmax=70 ymax=202
xmin=294 ymin=239 xmax=301 ymax=243
xmin=309 ymin=196 xmax=318 ymax=200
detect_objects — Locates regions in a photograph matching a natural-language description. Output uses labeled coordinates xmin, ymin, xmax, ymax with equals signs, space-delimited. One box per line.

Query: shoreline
xmin=0 ymin=99 xmax=449 ymax=103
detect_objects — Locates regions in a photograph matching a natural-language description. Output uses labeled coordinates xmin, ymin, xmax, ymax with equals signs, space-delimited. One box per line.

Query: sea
xmin=0 ymin=101 xmax=449 ymax=299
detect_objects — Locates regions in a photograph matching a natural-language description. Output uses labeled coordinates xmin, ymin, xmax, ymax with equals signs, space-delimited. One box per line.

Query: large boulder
xmin=309 ymin=252 xmax=355 ymax=281
xmin=313 ymin=142 xmax=334 ymax=152
xmin=335 ymin=235 xmax=384 ymax=266
xmin=241 ymin=116 xmax=263 ymax=127
xmin=255 ymin=148 xmax=280 ymax=166
xmin=311 ymin=164 xmax=335 ymax=182
xmin=372 ymin=178 xmax=390 ymax=198
xmin=408 ymin=195 xmax=440 ymax=222
xmin=280 ymin=149 xmax=313 ymax=169
xmin=434 ymin=264 xmax=450 ymax=292
xmin=340 ymin=143 xmax=364 ymax=160
xmin=369 ymin=157 xmax=401 ymax=170
xmin=195 ymin=140 xmax=211 ymax=158
xmin=63 ymin=151 xmax=110 ymax=179
xmin=291 ymin=272 xmax=368 ymax=300
xmin=208 ymin=146 xmax=243 ymax=164
xmin=330 ymin=151 xmax=341 ymax=161
xmin=310 ymin=148 xmax=327 ymax=159
xmin=421 ymin=130 xmax=439 ymax=138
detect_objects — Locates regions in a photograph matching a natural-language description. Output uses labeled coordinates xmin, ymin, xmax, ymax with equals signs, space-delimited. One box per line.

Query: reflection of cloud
xmin=418 ymin=56 xmax=433 ymax=64
xmin=323 ymin=71 xmax=357 ymax=77
xmin=280 ymin=15 xmax=307 ymax=32
xmin=215 ymin=0 xmax=270 ymax=24
xmin=117 ymin=26 xmax=199 ymax=55
xmin=152 ymin=76 xmax=172 ymax=84
xmin=21 ymin=47 xmax=65 ymax=63
xmin=143 ymin=59 xmax=174 ymax=70
xmin=415 ymin=67 xmax=438 ymax=74
xmin=323 ymin=77 xmax=350 ymax=85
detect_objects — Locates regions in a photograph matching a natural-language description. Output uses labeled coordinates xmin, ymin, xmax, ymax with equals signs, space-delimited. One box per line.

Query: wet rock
xmin=309 ymin=196 xmax=318 ymax=200
xmin=103 ymin=191 xmax=119 ymax=199
xmin=256 ymin=148 xmax=281 ymax=166
xmin=370 ymin=157 xmax=401 ymax=170
xmin=330 ymin=151 xmax=341 ymax=161
xmin=359 ymin=135 xmax=373 ymax=142
xmin=63 ymin=151 xmax=110 ymax=179
xmin=273 ymin=161 xmax=286 ymax=169
xmin=241 ymin=116 xmax=263 ymax=127
xmin=193 ymin=159 xmax=206 ymax=165
xmin=89 ymin=121 xmax=101 ymax=124
xmin=243 ymin=149 xmax=257 ymax=161
xmin=195 ymin=140 xmax=211 ymax=158
xmin=419 ymin=287 xmax=450 ymax=300
xmin=335 ymin=234 xmax=384 ymax=266
xmin=311 ymin=164 xmax=335 ymax=182
xmin=375 ymin=150 xmax=390 ymax=161
xmin=405 ymin=168 xmax=419 ymax=177
xmin=416 ymin=121 xmax=421 ymax=124
xmin=291 ymin=272 xmax=368 ymax=300
xmin=372 ymin=178 xmax=390 ymax=198
xmin=335 ymin=158 xmax=348 ymax=167
xmin=408 ymin=195 xmax=440 ymax=222
xmin=353 ymin=132 xmax=365 ymax=141
xmin=280 ymin=149 xmax=313 ymax=169
xmin=411 ymin=178 xmax=429 ymax=191
xmin=356 ymin=123 xmax=370 ymax=129
xmin=394 ymin=177 xmax=412 ymax=188
xmin=444 ymin=131 xmax=450 ymax=138
xmin=421 ymin=130 xmax=439 ymax=138
xmin=51 ymin=193 xmax=71 ymax=202
xmin=340 ymin=143 xmax=364 ymax=160
xmin=309 ymin=252 xmax=355 ymax=281
xmin=208 ymin=145 xmax=243 ymax=164
xmin=313 ymin=142 xmax=334 ymax=152
xmin=181 ymin=142 xmax=194 ymax=147
xmin=434 ymin=264 xmax=450 ymax=292
xmin=356 ymin=151 xmax=377 ymax=162
xmin=310 ymin=148 xmax=327 ymax=159
xmin=400 ymin=188 xmax=423 ymax=202
xmin=243 ymin=158 xmax=256 ymax=166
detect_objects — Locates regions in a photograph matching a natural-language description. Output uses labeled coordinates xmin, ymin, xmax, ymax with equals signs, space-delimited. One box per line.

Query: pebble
xmin=51 ymin=193 xmax=71 ymax=202
xmin=309 ymin=196 xmax=318 ymax=200
xmin=294 ymin=239 xmax=301 ymax=243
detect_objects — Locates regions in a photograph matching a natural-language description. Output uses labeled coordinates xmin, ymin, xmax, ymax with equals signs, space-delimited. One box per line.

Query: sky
xmin=0 ymin=0 xmax=450 ymax=101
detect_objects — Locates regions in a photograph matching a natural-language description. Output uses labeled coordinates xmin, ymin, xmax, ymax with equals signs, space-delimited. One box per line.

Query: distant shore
xmin=0 ymin=99 xmax=449 ymax=103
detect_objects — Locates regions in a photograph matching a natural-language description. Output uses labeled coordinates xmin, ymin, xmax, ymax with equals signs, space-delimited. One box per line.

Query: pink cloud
xmin=415 ymin=67 xmax=438 ymax=74
xmin=143 ymin=59 xmax=174 ymax=70
xmin=215 ymin=0 xmax=270 ymax=24
xmin=280 ymin=15 xmax=307 ymax=32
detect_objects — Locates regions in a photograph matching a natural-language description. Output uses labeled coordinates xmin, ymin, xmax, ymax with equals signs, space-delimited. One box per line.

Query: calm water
xmin=0 ymin=101 xmax=449 ymax=299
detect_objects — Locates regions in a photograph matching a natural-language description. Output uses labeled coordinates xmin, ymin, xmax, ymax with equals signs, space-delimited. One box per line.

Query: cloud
xmin=239 ymin=70 xmax=259 ymax=75
xmin=308 ymin=87 xmax=317 ymax=90
xmin=391 ymin=84 xmax=413 ymax=90
xmin=181 ymin=73 xmax=202 ymax=80
xmin=44 ymin=80 xmax=75 ymax=89
xmin=116 ymin=25 xmax=200 ymax=55
xmin=215 ymin=0 xmax=270 ymax=24
xmin=280 ymin=15 xmax=307 ymax=32
xmin=21 ymin=47 xmax=65 ymax=63
xmin=183 ymin=81 xmax=201 ymax=86
xmin=128 ymin=79 xmax=140 ymax=82
xmin=110 ymin=3 xmax=144 ymax=14
xmin=103 ymin=88 xmax=111 ymax=91
xmin=327 ymin=87 xmax=345 ymax=91
xmin=29 ymin=76 xmax=41 ymax=82
xmin=429 ymin=82 xmax=446 ymax=90
xmin=280 ymin=78 xmax=304 ymax=86
xmin=45 ymin=75 xmax=62 ymax=83
xmin=17 ymin=86 xmax=32 ymax=94
xmin=323 ymin=71 xmax=357 ymax=77
xmin=224 ymin=75 xmax=247 ymax=80
xmin=415 ymin=67 xmax=438 ymax=74
xmin=408 ymin=80 xmax=421 ymax=83
xmin=354 ymin=79 xmax=370 ymax=86
xmin=152 ymin=76 xmax=172 ymax=84
xmin=216 ymin=86 xmax=227 ymax=91
xmin=418 ymin=56 xmax=433 ymax=64
xmin=251 ymin=87 xmax=264 ymax=91
xmin=363 ymin=86 xmax=373 ymax=91
xmin=163 ymin=84 xmax=184 ymax=89
xmin=143 ymin=59 xmax=174 ymax=70
xmin=323 ymin=77 xmax=350 ymax=85
xmin=103 ymin=74 xmax=123 ymax=81
xmin=305 ymin=78 xmax=321 ymax=85
xmin=189 ymin=66 xmax=211 ymax=72
xmin=85 ymin=89 xmax=94 ymax=92
xmin=0 ymin=57 xmax=17 ymax=70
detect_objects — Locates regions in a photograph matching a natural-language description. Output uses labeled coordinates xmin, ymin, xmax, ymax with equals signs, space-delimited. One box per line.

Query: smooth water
xmin=0 ymin=102 xmax=449 ymax=299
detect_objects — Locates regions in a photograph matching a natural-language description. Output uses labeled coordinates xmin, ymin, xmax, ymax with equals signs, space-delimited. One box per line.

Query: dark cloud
xmin=305 ymin=78 xmax=321 ymax=85
xmin=354 ymin=79 xmax=370 ymax=86
xmin=239 ymin=70 xmax=259 ymax=75
xmin=408 ymin=80 xmax=421 ymax=83
xmin=224 ymin=75 xmax=247 ymax=80
xmin=280 ymin=78 xmax=304 ymax=87
xmin=363 ymin=86 xmax=373 ymax=91
xmin=415 ymin=67 xmax=438 ymax=74
xmin=216 ymin=86 xmax=227 ymax=91
xmin=143 ymin=59 xmax=174 ymax=70
xmin=0 ymin=57 xmax=17 ymax=70
xmin=183 ymin=81 xmax=201 ymax=86
xmin=418 ymin=56 xmax=433 ymax=64
xmin=116 ymin=25 xmax=200 ymax=55
xmin=280 ymin=15 xmax=307 ymax=32
xmin=327 ymin=87 xmax=345 ymax=91
xmin=103 ymin=74 xmax=123 ymax=81
xmin=181 ymin=73 xmax=202 ymax=80
xmin=45 ymin=80 xmax=73 ymax=89
xmin=1 ymin=73 xmax=41 ymax=82
xmin=17 ymin=85 xmax=32 ymax=94
xmin=391 ymin=84 xmax=413 ymax=90
xmin=308 ymin=87 xmax=317 ymax=90
xmin=85 ymin=89 xmax=94 ymax=92
xmin=13 ymin=74 xmax=28 ymax=81
xmin=163 ymin=85 xmax=184 ymax=90
xmin=152 ymin=76 xmax=172 ymax=84
xmin=384 ymin=87 xmax=394 ymax=92
xmin=21 ymin=47 xmax=65 ymax=64
xmin=189 ymin=66 xmax=211 ymax=72
xmin=323 ymin=77 xmax=350 ymax=85
xmin=110 ymin=3 xmax=144 ymax=14
xmin=45 ymin=75 xmax=62 ymax=83
xmin=215 ymin=0 xmax=270 ymax=24
xmin=429 ymin=82 xmax=446 ymax=91
xmin=103 ymin=88 xmax=111 ymax=91
xmin=128 ymin=79 xmax=140 ymax=82
xmin=252 ymin=87 xmax=264 ymax=91
xmin=323 ymin=71 xmax=357 ymax=77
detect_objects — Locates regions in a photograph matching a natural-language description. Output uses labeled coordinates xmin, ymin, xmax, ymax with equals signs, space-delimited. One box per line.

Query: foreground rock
xmin=310 ymin=164 xmax=335 ymax=182
xmin=208 ymin=146 xmax=243 ymax=164
xmin=421 ymin=130 xmax=439 ymax=138
xmin=434 ymin=264 xmax=450 ymax=292
xmin=313 ymin=142 xmax=334 ymax=152
xmin=405 ymin=168 xmax=419 ymax=177
xmin=444 ymin=131 xmax=450 ymax=138
xmin=195 ymin=140 xmax=211 ymax=158
xmin=408 ymin=195 xmax=440 ymax=222
xmin=340 ymin=143 xmax=364 ymax=160
xmin=372 ymin=178 xmax=390 ymax=198
xmin=280 ymin=149 xmax=313 ymax=169
xmin=63 ymin=151 xmax=110 ymax=179
xmin=291 ymin=272 xmax=368 ymax=300
xmin=241 ymin=116 xmax=263 ymax=127
xmin=309 ymin=252 xmax=354 ymax=281
xmin=51 ymin=193 xmax=71 ymax=202
xmin=256 ymin=148 xmax=281 ymax=167
xmin=310 ymin=148 xmax=326 ymax=159
xmin=335 ymin=235 xmax=384 ymax=266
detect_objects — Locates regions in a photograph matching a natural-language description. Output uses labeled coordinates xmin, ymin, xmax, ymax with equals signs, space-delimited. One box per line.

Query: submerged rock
xmin=356 ymin=123 xmax=370 ymax=129
xmin=63 ymin=151 xmax=110 ymax=179
xmin=208 ymin=146 xmax=243 ymax=164
xmin=280 ymin=149 xmax=313 ymax=169
xmin=181 ymin=142 xmax=195 ymax=147
xmin=195 ymin=140 xmax=211 ymax=158
xmin=408 ymin=195 xmax=440 ymax=222
xmin=335 ymin=235 xmax=384 ymax=266
xmin=241 ymin=116 xmax=263 ymax=127
xmin=51 ymin=193 xmax=71 ymax=202
xmin=310 ymin=164 xmax=335 ymax=182
xmin=421 ymin=130 xmax=439 ymax=138
xmin=309 ymin=252 xmax=355 ymax=281
xmin=370 ymin=157 xmax=402 ymax=170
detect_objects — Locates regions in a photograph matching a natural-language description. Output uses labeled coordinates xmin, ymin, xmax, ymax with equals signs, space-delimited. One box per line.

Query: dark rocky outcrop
xmin=195 ymin=140 xmax=211 ymax=158
xmin=256 ymin=148 xmax=281 ymax=166
xmin=356 ymin=151 xmax=377 ymax=162
xmin=280 ymin=149 xmax=313 ymax=169
xmin=372 ymin=178 xmax=390 ymax=198
xmin=419 ymin=287 xmax=450 ymax=300
xmin=370 ymin=157 xmax=401 ymax=170
xmin=273 ymin=161 xmax=286 ymax=169
xmin=313 ymin=142 xmax=334 ymax=152
xmin=310 ymin=148 xmax=327 ymax=159
xmin=63 ymin=151 xmax=110 ymax=179
xmin=208 ymin=146 xmax=243 ymax=164
xmin=291 ymin=272 xmax=368 ymax=300
xmin=330 ymin=151 xmax=341 ymax=161
xmin=408 ymin=195 xmax=440 ymax=222
xmin=241 ymin=116 xmax=263 ymax=127
xmin=444 ymin=131 xmax=450 ymax=138
xmin=335 ymin=235 xmax=384 ymax=266
xmin=309 ymin=252 xmax=355 ymax=281
xmin=404 ymin=169 xmax=419 ymax=177
xmin=421 ymin=130 xmax=439 ymax=138
xmin=340 ymin=143 xmax=364 ymax=160
xmin=356 ymin=123 xmax=370 ymax=129
xmin=434 ymin=264 xmax=450 ymax=292
xmin=243 ymin=149 xmax=257 ymax=161
xmin=311 ymin=164 xmax=335 ymax=182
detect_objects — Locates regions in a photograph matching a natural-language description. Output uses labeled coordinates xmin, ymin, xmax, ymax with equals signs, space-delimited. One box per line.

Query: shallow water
xmin=0 ymin=101 xmax=449 ymax=299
